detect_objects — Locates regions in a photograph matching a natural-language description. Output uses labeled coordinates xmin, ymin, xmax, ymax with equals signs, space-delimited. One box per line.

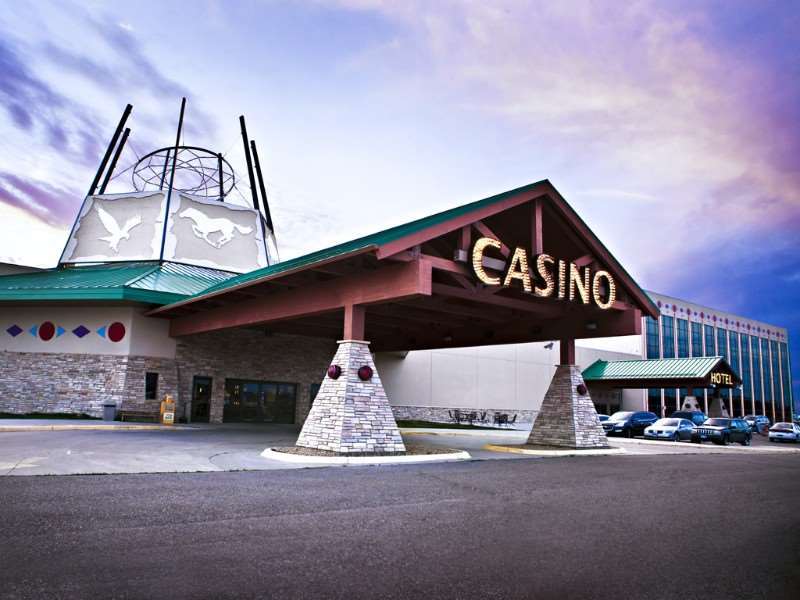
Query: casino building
xmin=0 ymin=102 xmax=793 ymax=451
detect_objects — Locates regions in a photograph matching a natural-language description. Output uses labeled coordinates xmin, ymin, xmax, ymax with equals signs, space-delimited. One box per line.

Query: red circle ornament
xmin=357 ymin=365 xmax=373 ymax=381
xmin=327 ymin=364 xmax=342 ymax=379
xmin=108 ymin=321 xmax=126 ymax=342
xmin=39 ymin=321 xmax=55 ymax=341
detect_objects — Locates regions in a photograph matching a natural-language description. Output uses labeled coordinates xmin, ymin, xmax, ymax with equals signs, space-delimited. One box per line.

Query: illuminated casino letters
xmin=471 ymin=236 xmax=616 ymax=309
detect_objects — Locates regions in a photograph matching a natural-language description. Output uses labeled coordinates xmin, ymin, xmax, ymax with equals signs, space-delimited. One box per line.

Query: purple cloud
xmin=0 ymin=172 xmax=79 ymax=227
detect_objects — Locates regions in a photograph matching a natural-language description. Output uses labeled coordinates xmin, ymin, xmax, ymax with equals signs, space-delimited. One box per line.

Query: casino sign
xmin=471 ymin=236 xmax=616 ymax=309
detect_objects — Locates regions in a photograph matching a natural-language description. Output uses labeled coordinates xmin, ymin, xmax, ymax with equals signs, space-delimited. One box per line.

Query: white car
xmin=644 ymin=418 xmax=694 ymax=442
xmin=768 ymin=422 xmax=800 ymax=443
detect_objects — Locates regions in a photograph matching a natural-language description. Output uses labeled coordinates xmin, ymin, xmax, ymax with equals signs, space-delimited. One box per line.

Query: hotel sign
xmin=471 ymin=237 xmax=617 ymax=310
xmin=709 ymin=372 xmax=734 ymax=386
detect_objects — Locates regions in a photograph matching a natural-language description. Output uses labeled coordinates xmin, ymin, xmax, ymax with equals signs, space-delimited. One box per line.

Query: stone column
xmin=296 ymin=340 xmax=406 ymax=454
xmin=527 ymin=364 xmax=609 ymax=449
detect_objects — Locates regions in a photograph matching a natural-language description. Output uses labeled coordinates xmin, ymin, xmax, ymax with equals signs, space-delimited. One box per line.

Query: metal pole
xmin=159 ymin=97 xmax=186 ymax=262
xmin=88 ymin=104 xmax=132 ymax=196
xmin=250 ymin=140 xmax=274 ymax=232
xmin=217 ymin=152 xmax=225 ymax=202
xmin=239 ymin=116 xmax=260 ymax=211
xmin=158 ymin=148 xmax=172 ymax=190
xmin=99 ymin=127 xmax=130 ymax=194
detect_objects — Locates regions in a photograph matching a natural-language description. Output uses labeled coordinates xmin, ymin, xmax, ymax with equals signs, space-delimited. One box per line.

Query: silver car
xmin=644 ymin=418 xmax=694 ymax=442
xmin=768 ymin=422 xmax=800 ymax=443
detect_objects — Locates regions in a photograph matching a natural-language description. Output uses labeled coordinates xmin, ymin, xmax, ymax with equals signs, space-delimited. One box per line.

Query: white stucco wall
xmin=376 ymin=338 xmax=644 ymax=414
xmin=0 ymin=306 xmax=175 ymax=358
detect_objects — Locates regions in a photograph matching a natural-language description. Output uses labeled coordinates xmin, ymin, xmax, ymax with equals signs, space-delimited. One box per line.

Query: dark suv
xmin=602 ymin=411 xmax=659 ymax=438
xmin=692 ymin=418 xmax=752 ymax=446
xmin=670 ymin=410 xmax=707 ymax=427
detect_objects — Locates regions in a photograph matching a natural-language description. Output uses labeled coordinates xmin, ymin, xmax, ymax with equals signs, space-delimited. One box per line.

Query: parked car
xmin=670 ymin=410 xmax=707 ymax=427
xmin=743 ymin=414 xmax=771 ymax=433
xmin=644 ymin=418 xmax=694 ymax=441
xmin=597 ymin=414 xmax=610 ymax=422
xmin=768 ymin=422 xmax=800 ymax=443
xmin=602 ymin=411 xmax=658 ymax=438
xmin=692 ymin=418 xmax=752 ymax=446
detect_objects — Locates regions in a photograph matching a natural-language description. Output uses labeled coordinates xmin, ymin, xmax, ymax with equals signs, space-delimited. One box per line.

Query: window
xmin=741 ymin=334 xmax=752 ymax=410
xmin=646 ymin=317 xmax=660 ymax=359
xmin=676 ymin=319 xmax=689 ymax=358
xmin=780 ymin=342 xmax=793 ymax=417
xmin=761 ymin=338 xmax=772 ymax=418
xmin=310 ymin=383 xmax=321 ymax=405
xmin=704 ymin=324 xmax=715 ymax=357
xmin=661 ymin=316 xmax=675 ymax=358
xmin=751 ymin=336 xmax=763 ymax=408
xmin=729 ymin=332 xmax=741 ymax=415
xmin=223 ymin=379 xmax=297 ymax=423
xmin=717 ymin=329 xmax=729 ymax=401
xmin=691 ymin=322 xmax=703 ymax=357
xmin=145 ymin=372 xmax=159 ymax=400
xmin=771 ymin=340 xmax=781 ymax=419
xmin=664 ymin=388 xmax=677 ymax=416
xmin=648 ymin=388 xmax=661 ymax=415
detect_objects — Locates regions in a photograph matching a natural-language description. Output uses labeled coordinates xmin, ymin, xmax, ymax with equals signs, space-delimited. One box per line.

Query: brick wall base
xmin=526 ymin=364 xmax=609 ymax=449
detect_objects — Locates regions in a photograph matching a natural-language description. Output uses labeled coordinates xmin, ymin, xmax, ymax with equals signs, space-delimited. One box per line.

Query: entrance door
xmin=223 ymin=379 xmax=297 ymax=423
xmin=191 ymin=377 xmax=212 ymax=423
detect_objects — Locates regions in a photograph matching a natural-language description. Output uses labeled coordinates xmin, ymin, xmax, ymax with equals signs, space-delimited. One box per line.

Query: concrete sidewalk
xmin=0 ymin=418 xmax=193 ymax=432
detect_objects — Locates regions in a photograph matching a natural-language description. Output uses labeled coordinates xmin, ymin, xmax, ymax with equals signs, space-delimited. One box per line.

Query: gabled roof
xmin=582 ymin=356 xmax=742 ymax=387
xmin=158 ymin=179 xmax=659 ymax=318
xmin=0 ymin=261 xmax=234 ymax=305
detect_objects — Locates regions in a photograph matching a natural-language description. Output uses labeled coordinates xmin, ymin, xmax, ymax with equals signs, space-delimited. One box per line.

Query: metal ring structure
xmin=132 ymin=146 xmax=236 ymax=198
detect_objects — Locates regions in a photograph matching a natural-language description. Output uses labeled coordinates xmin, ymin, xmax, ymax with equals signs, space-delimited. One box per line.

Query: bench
xmin=118 ymin=409 xmax=160 ymax=423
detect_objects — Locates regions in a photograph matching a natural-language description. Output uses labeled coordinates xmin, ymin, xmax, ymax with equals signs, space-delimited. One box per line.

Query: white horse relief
xmin=179 ymin=207 xmax=253 ymax=248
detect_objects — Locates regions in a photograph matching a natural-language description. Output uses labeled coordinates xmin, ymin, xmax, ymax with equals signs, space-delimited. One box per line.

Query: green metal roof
xmin=173 ymin=179 xmax=658 ymax=321
xmin=0 ymin=262 xmax=234 ymax=305
xmin=193 ymin=180 xmax=551 ymax=297
xmin=582 ymin=356 xmax=728 ymax=382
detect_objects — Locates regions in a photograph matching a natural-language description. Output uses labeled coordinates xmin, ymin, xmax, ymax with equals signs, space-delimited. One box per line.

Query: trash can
xmin=103 ymin=402 xmax=117 ymax=421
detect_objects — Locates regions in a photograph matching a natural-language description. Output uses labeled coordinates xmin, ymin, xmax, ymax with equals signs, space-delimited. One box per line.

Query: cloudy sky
xmin=0 ymin=0 xmax=798 ymax=395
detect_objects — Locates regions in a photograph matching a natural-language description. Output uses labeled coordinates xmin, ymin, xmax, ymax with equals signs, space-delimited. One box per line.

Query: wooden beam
xmin=344 ymin=304 xmax=365 ymax=340
xmin=170 ymin=259 xmax=433 ymax=337
xmin=472 ymin=221 xmax=510 ymax=257
xmin=431 ymin=283 xmax=566 ymax=317
xmin=532 ymin=198 xmax=543 ymax=255
xmin=560 ymin=338 xmax=575 ymax=365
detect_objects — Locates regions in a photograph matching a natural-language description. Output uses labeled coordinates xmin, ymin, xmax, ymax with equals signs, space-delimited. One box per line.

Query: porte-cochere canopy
xmin=151 ymin=180 xmax=659 ymax=349
xmin=582 ymin=356 xmax=742 ymax=389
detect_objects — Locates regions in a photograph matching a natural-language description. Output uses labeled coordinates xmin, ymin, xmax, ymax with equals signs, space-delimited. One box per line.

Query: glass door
xmin=191 ymin=376 xmax=212 ymax=423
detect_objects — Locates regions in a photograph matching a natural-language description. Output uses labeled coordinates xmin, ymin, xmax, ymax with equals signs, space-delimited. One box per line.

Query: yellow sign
xmin=471 ymin=237 xmax=616 ymax=310
xmin=710 ymin=372 xmax=733 ymax=386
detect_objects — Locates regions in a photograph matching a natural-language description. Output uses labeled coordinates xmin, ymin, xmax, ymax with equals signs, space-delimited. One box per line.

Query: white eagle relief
xmin=96 ymin=207 xmax=142 ymax=252
xmin=179 ymin=207 xmax=253 ymax=248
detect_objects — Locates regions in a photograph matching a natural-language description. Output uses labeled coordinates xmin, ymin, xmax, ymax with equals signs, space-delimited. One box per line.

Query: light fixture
xmin=357 ymin=365 xmax=373 ymax=381
xmin=327 ymin=365 xmax=342 ymax=379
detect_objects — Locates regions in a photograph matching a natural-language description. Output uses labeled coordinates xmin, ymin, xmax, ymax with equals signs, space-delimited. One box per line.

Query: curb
xmin=261 ymin=447 xmax=471 ymax=465
xmin=484 ymin=444 xmax=626 ymax=457
xmin=0 ymin=424 xmax=191 ymax=432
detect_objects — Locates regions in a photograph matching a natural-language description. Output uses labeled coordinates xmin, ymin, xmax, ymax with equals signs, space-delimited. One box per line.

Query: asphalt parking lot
xmin=1 ymin=424 xmax=798 ymax=475
xmin=1 ymin=453 xmax=798 ymax=599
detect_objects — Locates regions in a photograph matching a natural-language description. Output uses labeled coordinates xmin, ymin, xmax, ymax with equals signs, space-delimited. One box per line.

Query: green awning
xmin=0 ymin=261 xmax=235 ymax=305
xmin=582 ymin=356 xmax=742 ymax=388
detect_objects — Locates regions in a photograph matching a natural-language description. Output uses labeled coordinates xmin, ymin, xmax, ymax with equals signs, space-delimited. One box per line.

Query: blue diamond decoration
xmin=56 ymin=326 xmax=65 ymax=337
xmin=29 ymin=325 xmax=38 ymax=337
xmin=97 ymin=326 xmax=106 ymax=338
xmin=72 ymin=325 xmax=90 ymax=338
xmin=6 ymin=324 xmax=22 ymax=337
